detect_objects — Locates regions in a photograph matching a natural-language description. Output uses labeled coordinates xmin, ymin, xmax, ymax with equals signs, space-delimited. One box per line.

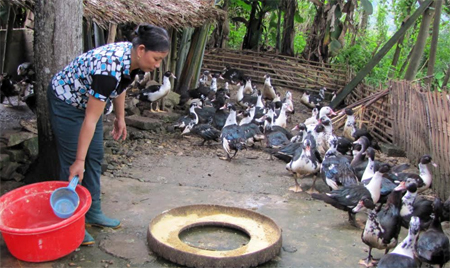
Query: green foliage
xmin=228 ymin=22 xmax=247 ymax=49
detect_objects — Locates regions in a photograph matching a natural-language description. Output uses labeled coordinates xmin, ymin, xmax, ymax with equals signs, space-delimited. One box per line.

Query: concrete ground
xmin=3 ymin=148 xmax=449 ymax=268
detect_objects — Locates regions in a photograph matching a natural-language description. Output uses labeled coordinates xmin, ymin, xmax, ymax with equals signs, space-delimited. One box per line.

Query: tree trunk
xmin=1 ymin=4 xmax=15 ymax=74
xmin=302 ymin=5 xmax=328 ymax=62
xmin=176 ymin=25 xmax=210 ymax=102
xmin=426 ymin=0 xmax=442 ymax=87
xmin=276 ymin=6 xmax=282 ymax=52
xmin=442 ymin=64 xmax=450 ymax=89
xmin=28 ymin=0 xmax=83 ymax=182
xmin=404 ymin=4 xmax=435 ymax=81
xmin=242 ymin=1 xmax=266 ymax=50
xmin=281 ymin=0 xmax=297 ymax=56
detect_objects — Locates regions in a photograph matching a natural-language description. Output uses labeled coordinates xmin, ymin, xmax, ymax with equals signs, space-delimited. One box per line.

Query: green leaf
xmin=294 ymin=11 xmax=304 ymax=23
xmin=360 ymin=0 xmax=373 ymax=15
xmin=329 ymin=39 xmax=342 ymax=54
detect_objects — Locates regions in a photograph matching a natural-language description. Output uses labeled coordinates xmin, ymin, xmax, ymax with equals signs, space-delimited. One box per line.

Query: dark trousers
xmin=47 ymin=84 xmax=103 ymax=201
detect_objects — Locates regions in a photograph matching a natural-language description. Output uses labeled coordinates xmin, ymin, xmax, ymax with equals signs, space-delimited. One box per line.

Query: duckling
xmin=139 ymin=71 xmax=176 ymax=112
xmin=262 ymin=74 xmax=276 ymax=101
xmin=354 ymin=183 xmax=405 ymax=267
xmin=286 ymin=137 xmax=321 ymax=193
xmin=377 ymin=216 xmax=421 ymax=268
xmin=415 ymin=197 xmax=450 ymax=268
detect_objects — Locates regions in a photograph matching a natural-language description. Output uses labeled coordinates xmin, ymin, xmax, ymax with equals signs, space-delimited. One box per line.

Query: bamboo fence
xmin=345 ymin=80 xmax=449 ymax=199
xmin=201 ymin=48 xmax=350 ymax=95
xmin=390 ymin=81 xmax=450 ymax=199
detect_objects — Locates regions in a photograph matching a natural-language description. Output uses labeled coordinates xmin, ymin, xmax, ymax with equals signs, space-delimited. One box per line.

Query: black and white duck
xmin=320 ymin=137 xmax=358 ymax=191
xmin=182 ymin=121 xmax=221 ymax=146
xmin=265 ymin=124 xmax=308 ymax=162
xmin=286 ymin=137 xmax=321 ymax=193
xmin=353 ymin=183 xmax=405 ymax=267
xmin=385 ymin=154 xmax=436 ymax=194
xmin=173 ymin=102 xmax=200 ymax=130
xmin=415 ymin=197 xmax=450 ymax=268
xmin=220 ymin=104 xmax=246 ymax=161
xmin=262 ymin=74 xmax=276 ymax=101
xmin=212 ymin=102 xmax=229 ymax=130
xmin=400 ymin=179 xmax=433 ymax=230
xmin=222 ymin=65 xmax=244 ymax=84
xmin=243 ymin=76 xmax=253 ymax=94
xmin=304 ymin=107 xmax=319 ymax=126
xmin=139 ymin=71 xmax=176 ymax=112
xmin=312 ymin=163 xmax=390 ymax=226
xmin=360 ymin=148 xmax=403 ymax=204
xmin=377 ymin=216 xmax=421 ymax=268
xmin=305 ymin=106 xmax=336 ymax=132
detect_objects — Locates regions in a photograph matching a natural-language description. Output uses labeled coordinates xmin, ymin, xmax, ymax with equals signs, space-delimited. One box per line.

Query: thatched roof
xmin=6 ymin=0 xmax=225 ymax=29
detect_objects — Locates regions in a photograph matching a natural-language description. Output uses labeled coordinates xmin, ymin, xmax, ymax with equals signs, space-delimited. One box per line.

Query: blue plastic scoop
xmin=50 ymin=176 xmax=80 ymax=219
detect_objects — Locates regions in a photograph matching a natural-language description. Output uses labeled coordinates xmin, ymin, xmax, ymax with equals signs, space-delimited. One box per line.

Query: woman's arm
xmin=69 ymin=95 xmax=105 ymax=182
xmin=111 ymin=91 xmax=127 ymax=141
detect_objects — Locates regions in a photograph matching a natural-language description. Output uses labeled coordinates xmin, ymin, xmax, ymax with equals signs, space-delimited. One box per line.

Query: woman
xmin=47 ymin=24 xmax=170 ymax=245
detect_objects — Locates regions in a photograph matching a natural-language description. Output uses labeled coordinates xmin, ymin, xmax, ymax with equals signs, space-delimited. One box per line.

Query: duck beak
xmin=394 ymin=181 xmax=406 ymax=191
xmin=329 ymin=109 xmax=337 ymax=116
xmin=431 ymin=161 xmax=438 ymax=167
xmin=352 ymin=200 xmax=365 ymax=213
xmin=292 ymin=124 xmax=299 ymax=131
xmin=337 ymin=110 xmax=345 ymax=116
xmin=171 ymin=74 xmax=177 ymax=79
xmin=181 ymin=127 xmax=190 ymax=135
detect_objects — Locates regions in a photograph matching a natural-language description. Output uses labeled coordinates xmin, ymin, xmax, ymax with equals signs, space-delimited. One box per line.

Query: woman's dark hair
xmin=132 ymin=24 xmax=170 ymax=52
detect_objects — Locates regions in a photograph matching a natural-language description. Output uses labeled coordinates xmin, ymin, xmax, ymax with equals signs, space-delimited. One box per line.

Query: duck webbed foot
xmin=358 ymin=249 xmax=377 ymax=267
xmin=289 ymin=177 xmax=303 ymax=192
xmin=306 ymin=175 xmax=319 ymax=194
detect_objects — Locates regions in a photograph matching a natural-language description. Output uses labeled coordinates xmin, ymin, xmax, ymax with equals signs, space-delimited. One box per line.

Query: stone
xmin=23 ymin=136 xmax=39 ymax=159
xmin=0 ymin=154 xmax=10 ymax=169
xmin=1 ymin=162 xmax=21 ymax=180
xmin=7 ymin=149 xmax=26 ymax=163
xmin=379 ymin=142 xmax=406 ymax=157
xmin=164 ymin=91 xmax=180 ymax=108
xmin=125 ymin=115 xmax=163 ymax=131
xmin=3 ymin=131 xmax=37 ymax=147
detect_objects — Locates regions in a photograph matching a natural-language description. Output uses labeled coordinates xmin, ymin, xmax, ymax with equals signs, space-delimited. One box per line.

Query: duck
xmin=222 ymin=65 xmax=244 ymax=84
xmin=220 ymin=104 xmax=246 ymax=161
xmin=241 ymin=119 xmax=265 ymax=147
xmin=0 ymin=73 xmax=20 ymax=106
xmin=243 ymin=76 xmax=253 ymax=94
xmin=352 ymin=125 xmax=381 ymax=150
xmin=283 ymin=91 xmax=295 ymax=114
xmin=182 ymin=121 xmax=221 ymax=146
xmin=274 ymin=103 xmax=289 ymax=128
xmin=342 ymin=108 xmax=357 ymax=141
xmin=305 ymin=106 xmax=337 ymax=132
xmin=360 ymin=148 xmax=403 ymax=204
xmin=212 ymin=102 xmax=229 ymax=130
xmin=139 ymin=71 xmax=176 ymax=112
xmin=415 ymin=197 xmax=450 ymax=268
xmin=385 ymin=154 xmax=436 ymax=194
xmin=377 ymin=216 xmax=421 ymax=268
xmin=272 ymin=92 xmax=282 ymax=109
xmin=304 ymin=108 xmax=319 ymax=126
xmin=320 ymin=137 xmax=358 ymax=191
xmin=400 ymin=178 xmax=433 ymax=230
xmin=311 ymin=163 xmax=390 ymax=226
xmin=173 ymin=102 xmax=200 ymax=130
xmin=262 ymin=74 xmax=276 ymax=101
xmin=353 ymin=182 xmax=405 ymax=267
xmin=286 ymin=137 xmax=321 ymax=193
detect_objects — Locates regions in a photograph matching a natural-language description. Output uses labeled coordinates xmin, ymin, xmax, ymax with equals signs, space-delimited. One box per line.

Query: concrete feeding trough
xmin=147 ymin=204 xmax=282 ymax=268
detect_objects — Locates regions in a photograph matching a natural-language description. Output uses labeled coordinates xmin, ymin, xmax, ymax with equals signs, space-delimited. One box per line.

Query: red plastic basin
xmin=0 ymin=181 xmax=91 ymax=262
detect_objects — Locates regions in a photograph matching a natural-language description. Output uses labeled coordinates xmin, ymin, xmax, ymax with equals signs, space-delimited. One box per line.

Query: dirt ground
xmin=1 ymin=85 xmax=449 ymax=268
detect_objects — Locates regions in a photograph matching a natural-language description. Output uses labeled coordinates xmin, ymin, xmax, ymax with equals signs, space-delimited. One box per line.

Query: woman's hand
xmin=112 ymin=117 xmax=127 ymax=141
xmin=69 ymin=159 xmax=85 ymax=182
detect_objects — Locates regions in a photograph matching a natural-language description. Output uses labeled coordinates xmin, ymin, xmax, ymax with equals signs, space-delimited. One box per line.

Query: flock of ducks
xmin=134 ymin=67 xmax=450 ymax=267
